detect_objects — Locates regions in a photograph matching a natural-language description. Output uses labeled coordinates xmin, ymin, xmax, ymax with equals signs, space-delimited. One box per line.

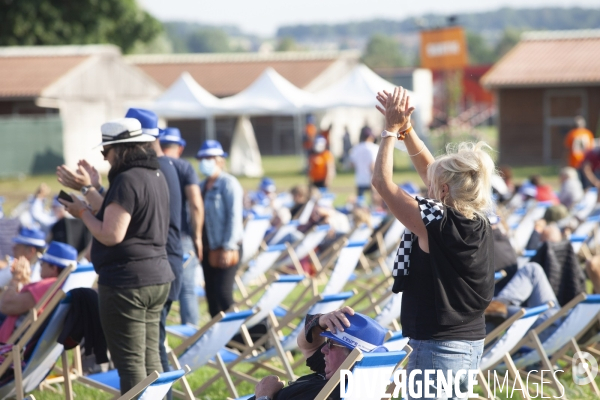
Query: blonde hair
xmin=427 ymin=142 xmax=497 ymax=220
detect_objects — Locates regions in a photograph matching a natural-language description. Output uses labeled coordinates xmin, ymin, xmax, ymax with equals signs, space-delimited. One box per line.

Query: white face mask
xmin=199 ymin=158 xmax=217 ymax=176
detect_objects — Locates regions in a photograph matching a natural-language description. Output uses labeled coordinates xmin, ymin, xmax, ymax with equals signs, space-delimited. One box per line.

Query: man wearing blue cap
xmin=0 ymin=228 xmax=47 ymax=287
xmin=0 ymin=241 xmax=77 ymax=342
xmin=160 ymin=127 xmax=204 ymax=326
xmin=251 ymin=306 xmax=387 ymax=400
xmin=124 ymin=108 xmax=184 ymax=392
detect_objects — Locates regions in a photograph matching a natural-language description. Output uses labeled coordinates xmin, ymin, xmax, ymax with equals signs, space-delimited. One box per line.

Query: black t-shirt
xmin=158 ymin=156 xmax=184 ymax=300
xmin=91 ymin=167 xmax=174 ymax=288
xmin=171 ymin=157 xmax=199 ymax=237
xmin=401 ymin=237 xmax=486 ymax=340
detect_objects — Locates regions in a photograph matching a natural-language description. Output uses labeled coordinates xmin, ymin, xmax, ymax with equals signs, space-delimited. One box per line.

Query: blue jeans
xmin=406 ymin=339 xmax=484 ymax=399
xmin=178 ymin=234 xmax=200 ymax=326
xmin=496 ymin=262 xmax=561 ymax=341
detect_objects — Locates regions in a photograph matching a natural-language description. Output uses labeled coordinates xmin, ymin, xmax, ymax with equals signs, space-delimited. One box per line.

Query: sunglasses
xmin=101 ymin=146 xmax=113 ymax=158
xmin=324 ymin=338 xmax=347 ymax=350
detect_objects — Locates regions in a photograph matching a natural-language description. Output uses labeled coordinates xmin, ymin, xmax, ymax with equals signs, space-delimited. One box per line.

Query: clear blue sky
xmin=138 ymin=0 xmax=600 ymax=36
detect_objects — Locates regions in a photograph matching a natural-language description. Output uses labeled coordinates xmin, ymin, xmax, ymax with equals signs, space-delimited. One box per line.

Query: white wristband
xmin=381 ymin=130 xmax=397 ymax=139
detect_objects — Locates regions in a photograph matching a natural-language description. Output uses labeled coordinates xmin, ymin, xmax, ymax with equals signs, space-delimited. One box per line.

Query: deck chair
xmin=241 ymin=214 xmax=272 ymax=264
xmin=506 ymin=207 xmax=527 ymax=232
xmin=347 ymin=223 xmax=373 ymax=243
xmin=510 ymin=201 xmax=553 ymax=253
xmin=273 ymin=224 xmax=331 ymax=271
xmin=237 ymin=244 xmax=287 ymax=292
xmin=574 ymin=187 xmax=598 ymax=221
xmin=321 ymin=240 xmax=368 ymax=295
xmin=167 ymin=274 xmax=305 ymax=339
xmin=267 ymin=220 xmax=300 ymax=246
xmin=508 ymin=293 xmax=600 ymax=396
xmin=296 ymin=198 xmax=316 ymax=225
xmin=77 ymin=366 xmax=190 ymax=400
xmin=0 ymin=290 xmax=68 ymax=400
xmin=317 ymin=347 xmax=412 ymax=400
xmin=198 ymin=291 xmax=356 ymax=393
xmin=474 ymin=303 xmax=553 ymax=400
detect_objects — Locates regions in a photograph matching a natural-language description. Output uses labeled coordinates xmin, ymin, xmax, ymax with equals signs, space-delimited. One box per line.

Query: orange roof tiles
xmin=482 ymin=31 xmax=600 ymax=88
xmin=0 ymin=56 xmax=88 ymax=98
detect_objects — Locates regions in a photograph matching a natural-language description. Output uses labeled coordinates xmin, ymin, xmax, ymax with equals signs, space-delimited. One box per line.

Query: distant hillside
xmin=277 ymin=7 xmax=600 ymax=41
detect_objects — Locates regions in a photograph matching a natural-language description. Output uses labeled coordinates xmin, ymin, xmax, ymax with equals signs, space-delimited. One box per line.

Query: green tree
xmin=276 ymin=37 xmax=298 ymax=52
xmin=495 ymin=28 xmax=521 ymax=59
xmin=187 ymin=28 xmax=231 ymax=53
xmin=0 ymin=0 xmax=161 ymax=53
xmin=466 ymin=31 xmax=495 ymax=65
xmin=362 ymin=34 xmax=407 ymax=69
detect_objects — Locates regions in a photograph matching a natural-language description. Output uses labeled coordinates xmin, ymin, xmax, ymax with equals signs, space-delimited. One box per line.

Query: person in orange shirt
xmin=564 ymin=116 xmax=594 ymax=169
xmin=308 ymin=136 xmax=335 ymax=189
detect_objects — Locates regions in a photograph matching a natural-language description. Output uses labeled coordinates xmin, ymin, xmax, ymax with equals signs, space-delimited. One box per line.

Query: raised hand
xmin=11 ymin=256 xmax=31 ymax=285
xmin=375 ymin=87 xmax=415 ymax=132
xmin=56 ymin=164 xmax=90 ymax=191
xmin=78 ymin=160 xmax=102 ymax=189
xmin=318 ymin=306 xmax=355 ymax=334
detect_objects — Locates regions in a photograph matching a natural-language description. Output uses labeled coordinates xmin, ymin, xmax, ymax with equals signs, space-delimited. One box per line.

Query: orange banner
xmin=420 ymin=26 xmax=468 ymax=70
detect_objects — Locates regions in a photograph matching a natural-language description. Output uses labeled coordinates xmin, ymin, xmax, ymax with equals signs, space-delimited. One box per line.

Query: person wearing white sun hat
xmin=59 ymin=117 xmax=174 ymax=395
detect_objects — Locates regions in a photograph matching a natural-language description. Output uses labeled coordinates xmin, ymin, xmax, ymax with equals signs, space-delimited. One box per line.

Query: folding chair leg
xmin=571 ymin=338 xmax=600 ymax=396
xmin=216 ymin=352 xmax=238 ymax=399
xmin=527 ymin=331 xmax=562 ymax=396
xmin=476 ymin=370 xmax=492 ymax=399
xmin=168 ymin=352 xmax=195 ymax=400
xmin=13 ymin=346 xmax=24 ymax=400
xmin=61 ymin=350 xmax=74 ymax=400
xmin=503 ymin=354 xmax=531 ymax=400
xmin=268 ymin=323 xmax=296 ymax=381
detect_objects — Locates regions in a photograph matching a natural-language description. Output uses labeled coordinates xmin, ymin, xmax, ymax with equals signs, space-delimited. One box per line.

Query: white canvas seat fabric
xmin=268 ymin=221 xmax=301 ymax=246
xmin=383 ymin=331 xmax=410 ymax=352
xmin=512 ymin=296 xmax=600 ymax=369
xmin=177 ymin=310 xmax=254 ymax=370
xmin=511 ymin=202 xmax=553 ymax=253
xmin=322 ymin=241 xmax=367 ymax=296
xmin=243 ymin=275 xmax=303 ymax=328
xmin=374 ymin=293 xmax=402 ymax=328
xmin=241 ymin=244 xmax=286 ymax=286
xmin=479 ymin=304 xmax=550 ymax=370
xmin=241 ymin=215 xmax=272 ymax=263
xmin=138 ymin=369 xmax=187 ymax=400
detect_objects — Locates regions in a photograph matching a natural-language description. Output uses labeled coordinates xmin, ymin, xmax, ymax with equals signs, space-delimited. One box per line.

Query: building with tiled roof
xmin=0 ymin=45 xmax=162 ymax=176
xmin=482 ymin=30 xmax=600 ymax=165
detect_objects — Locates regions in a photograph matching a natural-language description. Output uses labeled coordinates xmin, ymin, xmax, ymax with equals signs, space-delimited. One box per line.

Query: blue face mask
xmin=199 ymin=158 xmax=217 ymax=176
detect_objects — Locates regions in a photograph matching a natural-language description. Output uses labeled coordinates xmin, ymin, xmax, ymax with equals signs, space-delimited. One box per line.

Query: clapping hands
xmin=376 ymin=87 xmax=415 ymax=133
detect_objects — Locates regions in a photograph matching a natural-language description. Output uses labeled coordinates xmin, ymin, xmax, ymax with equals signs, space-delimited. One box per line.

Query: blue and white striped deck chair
xmin=383 ymin=331 xmax=410 ymax=352
xmin=239 ymin=244 xmax=287 ymax=288
xmin=241 ymin=214 xmax=272 ymax=264
xmin=267 ymin=220 xmax=300 ymax=246
xmin=81 ymin=366 xmax=190 ymax=400
xmin=61 ymin=263 xmax=97 ymax=293
xmin=570 ymin=214 xmax=600 ymax=254
xmin=296 ymin=198 xmax=316 ymax=225
xmin=371 ymin=211 xmax=387 ymax=229
xmin=506 ymin=206 xmax=527 ymax=233
xmin=274 ymin=224 xmax=331 ymax=272
xmin=316 ymin=348 xmax=412 ymax=400
xmin=167 ymin=309 xmax=256 ymax=399
xmin=509 ymin=293 xmax=600 ymax=396
xmin=322 ymin=240 xmax=368 ymax=296
xmin=348 ymin=223 xmax=373 ymax=243
xmin=168 ymin=275 xmax=304 ymax=339
xmin=510 ymin=201 xmax=553 ymax=253
xmin=216 ymin=291 xmax=356 ymax=388
xmin=574 ymin=187 xmax=598 ymax=221
xmin=0 ymin=291 xmax=69 ymax=400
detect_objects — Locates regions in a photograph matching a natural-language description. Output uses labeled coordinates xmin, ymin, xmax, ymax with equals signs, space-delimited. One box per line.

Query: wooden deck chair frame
xmin=165 ymin=310 xmax=257 ymax=400
xmin=510 ymin=293 xmax=600 ymax=397
xmin=7 ymin=264 xmax=75 ymax=344
xmin=1 ymin=289 xmax=67 ymax=400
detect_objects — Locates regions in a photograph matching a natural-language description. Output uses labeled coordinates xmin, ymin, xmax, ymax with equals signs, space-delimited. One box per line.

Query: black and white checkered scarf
xmin=391 ymin=196 xmax=444 ymax=293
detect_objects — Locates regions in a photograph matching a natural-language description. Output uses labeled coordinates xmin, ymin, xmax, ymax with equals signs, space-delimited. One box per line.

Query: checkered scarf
xmin=391 ymin=196 xmax=444 ymax=293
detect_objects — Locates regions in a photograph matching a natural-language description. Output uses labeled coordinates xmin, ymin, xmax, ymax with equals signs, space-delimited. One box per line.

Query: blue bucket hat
xmin=125 ymin=108 xmax=160 ymax=137
xmin=320 ymin=312 xmax=387 ymax=353
xmin=260 ymin=177 xmax=276 ymax=193
xmin=196 ymin=140 xmax=227 ymax=159
xmin=12 ymin=228 xmax=46 ymax=249
xmin=159 ymin=127 xmax=186 ymax=147
xmin=39 ymin=241 xmax=78 ymax=269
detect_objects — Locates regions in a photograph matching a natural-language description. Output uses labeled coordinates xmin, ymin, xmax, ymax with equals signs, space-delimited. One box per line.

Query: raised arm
xmin=297 ymin=306 xmax=354 ymax=359
xmin=371 ymin=87 xmax=429 ymax=241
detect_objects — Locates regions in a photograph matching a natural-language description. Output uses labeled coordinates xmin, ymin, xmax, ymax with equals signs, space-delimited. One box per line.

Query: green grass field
xmin=1 ymin=147 xmax=593 ymax=399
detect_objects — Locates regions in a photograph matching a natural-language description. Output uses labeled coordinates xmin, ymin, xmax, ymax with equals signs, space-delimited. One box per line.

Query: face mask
xmin=199 ymin=158 xmax=217 ymax=176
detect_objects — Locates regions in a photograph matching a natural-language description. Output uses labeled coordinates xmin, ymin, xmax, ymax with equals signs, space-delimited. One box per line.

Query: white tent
xmin=229 ymin=116 xmax=263 ymax=177
xmin=148 ymin=72 xmax=219 ymax=119
xmin=216 ymin=67 xmax=319 ymax=116
xmin=313 ymin=64 xmax=417 ymax=110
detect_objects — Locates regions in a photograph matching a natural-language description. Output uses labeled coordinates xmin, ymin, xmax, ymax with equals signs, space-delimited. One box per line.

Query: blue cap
xmin=159 ymin=127 xmax=186 ymax=147
xmin=260 ymin=177 xmax=276 ymax=193
xmin=306 ymin=114 xmax=316 ymax=124
xmin=124 ymin=108 xmax=159 ymax=137
xmin=196 ymin=140 xmax=227 ymax=159
xmin=12 ymin=228 xmax=46 ymax=249
xmin=39 ymin=241 xmax=77 ymax=269
xmin=320 ymin=312 xmax=387 ymax=353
